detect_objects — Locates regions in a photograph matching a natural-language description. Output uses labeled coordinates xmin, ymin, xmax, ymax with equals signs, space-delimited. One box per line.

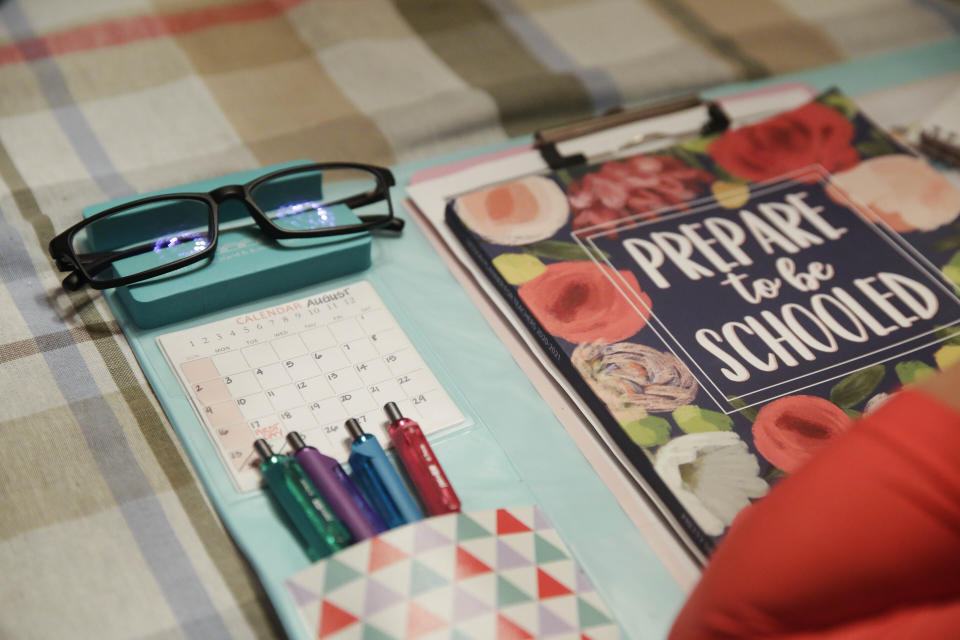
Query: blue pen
xmin=345 ymin=417 xmax=423 ymax=528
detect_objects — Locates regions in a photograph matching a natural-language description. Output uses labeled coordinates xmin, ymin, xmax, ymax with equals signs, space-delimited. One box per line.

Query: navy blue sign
xmin=574 ymin=168 xmax=960 ymax=412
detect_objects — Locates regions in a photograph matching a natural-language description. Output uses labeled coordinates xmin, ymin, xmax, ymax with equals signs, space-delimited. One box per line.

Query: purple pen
xmin=285 ymin=431 xmax=386 ymax=540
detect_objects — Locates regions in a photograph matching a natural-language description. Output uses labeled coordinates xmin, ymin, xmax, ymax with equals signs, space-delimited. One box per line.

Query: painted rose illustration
xmin=518 ymin=261 xmax=651 ymax=344
xmin=453 ymin=175 xmax=569 ymax=245
xmin=571 ymin=342 xmax=697 ymax=418
xmin=828 ymin=154 xmax=960 ymax=232
xmin=752 ymin=395 xmax=853 ymax=473
xmin=654 ymin=431 xmax=769 ymax=536
xmin=566 ymin=155 xmax=713 ymax=237
xmin=709 ymin=102 xmax=859 ymax=182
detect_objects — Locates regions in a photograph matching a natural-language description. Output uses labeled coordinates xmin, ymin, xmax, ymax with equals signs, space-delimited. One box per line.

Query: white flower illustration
xmin=655 ymin=431 xmax=769 ymax=536
xmin=864 ymin=391 xmax=891 ymax=415
xmin=572 ymin=341 xmax=698 ymax=417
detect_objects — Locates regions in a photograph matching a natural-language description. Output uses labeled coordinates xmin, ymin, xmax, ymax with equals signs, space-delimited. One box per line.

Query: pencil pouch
xmin=282 ymin=505 xmax=618 ymax=638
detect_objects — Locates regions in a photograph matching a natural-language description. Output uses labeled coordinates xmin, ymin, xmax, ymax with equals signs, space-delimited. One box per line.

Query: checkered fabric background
xmin=1 ymin=1 xmax=958 ymax=638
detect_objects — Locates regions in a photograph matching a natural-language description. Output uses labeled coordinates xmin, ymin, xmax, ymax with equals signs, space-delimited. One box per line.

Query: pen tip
xmin=384 ymin=402 xmax=403 ymax=423
xmin=285 ymin=431 xmax=306 ymax=451
xmin=253 ymin=439 xmax=274 ymax=461
xmin=345 ymin=418 xmax=364 ymax=439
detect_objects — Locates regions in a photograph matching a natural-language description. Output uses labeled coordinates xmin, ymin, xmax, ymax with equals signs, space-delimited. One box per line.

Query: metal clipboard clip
xmin=534 ymin=94 xmax=732 ymax=170
xmin=918 ymin=127 xmax=960 ymax=167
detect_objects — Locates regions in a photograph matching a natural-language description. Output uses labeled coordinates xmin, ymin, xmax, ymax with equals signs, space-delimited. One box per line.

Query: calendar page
xmin=157 ymin=280 xmax=464 ymax=492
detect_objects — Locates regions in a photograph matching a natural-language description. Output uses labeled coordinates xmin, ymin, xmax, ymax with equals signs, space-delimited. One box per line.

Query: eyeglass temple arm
xmin=57 ymin=251 xmax=131 ymax=290
xmin=361 ymin=216 xmax=405 ymax=232
xmin=331 ymin=188 xmax=404 ymax=232
xmin=57 ymin=240 xmax=178 ymax=290
xmin=79 ymin=242 xmax=167 ymax=270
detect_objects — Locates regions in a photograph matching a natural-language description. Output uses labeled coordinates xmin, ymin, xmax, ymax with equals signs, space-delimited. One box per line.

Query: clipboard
xmin=403 ymin=78 xmax=960 ymax=570
xmin=404 ymin=82 xmax=819 ymax=565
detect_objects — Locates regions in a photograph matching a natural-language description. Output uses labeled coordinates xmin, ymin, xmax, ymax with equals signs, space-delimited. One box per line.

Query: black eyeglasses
xmin=48 ymin=162 xmax=404 ymax=291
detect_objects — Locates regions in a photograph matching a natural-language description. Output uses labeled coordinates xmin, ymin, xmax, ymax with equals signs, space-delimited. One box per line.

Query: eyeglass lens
xmin=250 ymin=167 xmax=382 ymax=232
xmin=71 ymin=198 xmax=212 ymax=284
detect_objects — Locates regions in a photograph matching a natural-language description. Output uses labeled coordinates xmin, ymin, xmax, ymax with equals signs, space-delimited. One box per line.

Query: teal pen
xmin=254 ymin=439 xmax=352 ymax=560
xmin=345 ymin=418 xmax=423 ymax=528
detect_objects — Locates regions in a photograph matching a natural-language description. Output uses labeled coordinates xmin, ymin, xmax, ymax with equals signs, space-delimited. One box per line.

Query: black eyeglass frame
xmin=49 ymin=162 xmax=403 ymax=291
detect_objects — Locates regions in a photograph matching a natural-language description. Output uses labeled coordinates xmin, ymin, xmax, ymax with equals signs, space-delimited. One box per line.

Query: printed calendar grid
xmin=158 ymin=281 xmax=463 ymax=492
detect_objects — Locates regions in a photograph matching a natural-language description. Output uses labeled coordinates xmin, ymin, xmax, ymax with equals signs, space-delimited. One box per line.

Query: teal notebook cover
xmin=91 ymin=158 xmax=687 ymax=638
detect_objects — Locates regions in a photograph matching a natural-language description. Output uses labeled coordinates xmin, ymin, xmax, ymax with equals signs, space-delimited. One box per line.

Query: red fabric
xmin=669 ymin=390 xmax=960 ymax=639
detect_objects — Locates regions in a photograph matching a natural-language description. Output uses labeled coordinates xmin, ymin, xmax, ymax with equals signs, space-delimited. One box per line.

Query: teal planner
xmin=88 ymin=159 xmax=682 ymax=639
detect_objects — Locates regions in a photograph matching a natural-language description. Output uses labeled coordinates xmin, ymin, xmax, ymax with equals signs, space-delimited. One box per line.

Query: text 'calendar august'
xmin=158 ymin=281 xmax=463 ymax=492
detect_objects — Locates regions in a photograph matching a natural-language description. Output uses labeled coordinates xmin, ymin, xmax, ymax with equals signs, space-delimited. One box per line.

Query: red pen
xmin=384 ymin=402 xmax=461 ymax=515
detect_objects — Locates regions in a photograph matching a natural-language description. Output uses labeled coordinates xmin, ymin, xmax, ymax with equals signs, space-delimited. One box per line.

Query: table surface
xmin=2 ymin=1 xmax=960 ymax=638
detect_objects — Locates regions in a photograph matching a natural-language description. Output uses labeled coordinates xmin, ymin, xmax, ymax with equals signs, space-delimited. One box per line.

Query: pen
xmin=384 ymin=402 xmax=460 ymax=516
xmin=345 ymin=417 xmax=423 ymax=528
xmin=285 ymin=431 xmax=386 ymax=540
xmin=254 ymin=439 xmax=352 ymax=560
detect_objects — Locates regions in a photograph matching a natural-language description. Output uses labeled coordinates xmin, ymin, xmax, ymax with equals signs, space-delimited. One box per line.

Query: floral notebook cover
xmin=444 ymin=90 xmax=960 ymax=556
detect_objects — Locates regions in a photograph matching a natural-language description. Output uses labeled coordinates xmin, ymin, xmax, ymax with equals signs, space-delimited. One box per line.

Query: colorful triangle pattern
xmin=457 ymin=512 xmax=493 ymax=541
xmin=323 ymin=557 xmax=362 ymax=593
xmin=535 ymin=533 xmax=568 ymax=564
xmin=369 ymin=536 xmax=409 ymax=573
xmin=455 ymin=546 xmax=494 ymax=580
xmin=410 ymin=559 xmax=448 ymax=596
xmin=498 ymin=612 xmax=535 ymax=640
xmin=318 ymin=599 xmax=359 ymax=638
xmin=497 ymin=538 xmax=532 ymax=570
xmin=407 ymin=601 xmax=447 ymax=638
xmin=286 ymin=507 xmax=617 ymax=639
xmin=496 ymin=508 xmax=531 ymax=535
xmin=453 ymin=584 xmax=491 ymax=621
xmin=538 ymin=568 xmax=574 ymax=600
xmin=285 ymin=578 xmax=317 ymax=606
xmin=362 ymin=623 xmax=395 ymax=640
xmin=540 ymin=601 xmax=575 ymax=635
xmin=365 ymin=576 xmax=405 ymax=616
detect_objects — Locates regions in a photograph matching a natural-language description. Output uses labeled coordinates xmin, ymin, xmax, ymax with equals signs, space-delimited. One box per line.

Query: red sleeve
xmin=669 ymin=389 xmax=960 ymax=639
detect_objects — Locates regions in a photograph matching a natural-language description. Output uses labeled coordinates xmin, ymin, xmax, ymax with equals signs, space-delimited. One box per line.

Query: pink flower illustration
xmin=828 ymin=154 xmax=960 ymax=232
xmin=567 ymin=155 xmax=713 ymax=238
xmin=752 ymin=395 xmax=853 ymax=473
xmin=708 ymin=101 xmax=859 ymax=182
xmin=453 ymin=175 xmax=570 ymax=245
xmin=518 ymin=261 xmax=651 ymax=344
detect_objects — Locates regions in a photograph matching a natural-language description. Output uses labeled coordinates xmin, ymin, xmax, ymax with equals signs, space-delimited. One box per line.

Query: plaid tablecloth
xmin=2 ymin=1 xmax=958 ymax=638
